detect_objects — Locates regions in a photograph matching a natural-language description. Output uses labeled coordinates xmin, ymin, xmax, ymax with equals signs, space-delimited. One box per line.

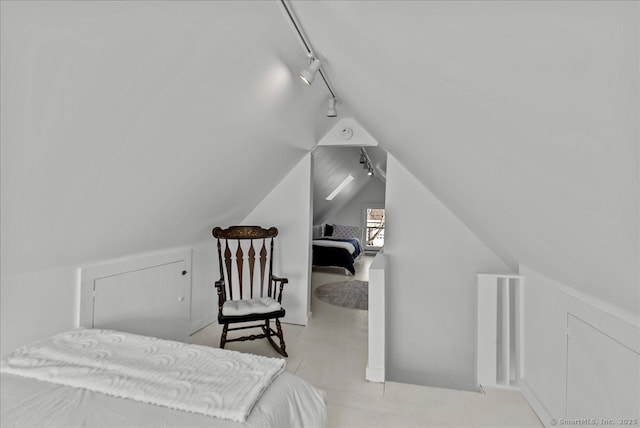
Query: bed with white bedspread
xmin=0 ymin=328 xmax=327 ymax=428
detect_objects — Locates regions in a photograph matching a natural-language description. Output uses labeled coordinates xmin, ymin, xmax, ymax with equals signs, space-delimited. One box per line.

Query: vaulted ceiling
xmin=1 ymin=1 xmax=637 ymax=312
xmin=291 ymin=0 xmax=638 ymax=312
xmin=1 ymin=1 xmax=331 ymax=273
xmin=312 ymin=145 xmax=387 ymax=225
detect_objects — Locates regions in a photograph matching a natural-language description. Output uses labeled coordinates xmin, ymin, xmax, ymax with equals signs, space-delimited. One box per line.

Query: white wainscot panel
xmin=519 ymin=265 xmax=640 ymax=428
xmin=80 ymin=249 xmax=192 ymax=343
xmin=566 ymin=315 xmax=639 ymax=422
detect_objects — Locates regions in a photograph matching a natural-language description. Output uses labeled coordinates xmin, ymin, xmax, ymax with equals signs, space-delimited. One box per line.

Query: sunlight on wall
xmin=254 ymin=61 xmax=293 ymax=106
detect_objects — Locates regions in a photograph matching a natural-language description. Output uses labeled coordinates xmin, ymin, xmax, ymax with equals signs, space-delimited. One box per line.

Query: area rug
xmin=314 ymin=280 xmax=368 ymax=310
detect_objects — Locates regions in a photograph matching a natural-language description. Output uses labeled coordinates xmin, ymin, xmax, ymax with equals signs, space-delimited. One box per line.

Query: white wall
xmin=0 ymin=267 xmax=77 ymax=357
xmin=326 ymin=177 xmax=385 ymax=232
xmin=520 ymin=265 xmax=640 ymax=427
xmin=518 ymin=267 xmax=567 ymax=418
xmin=384 ymin=154 xmax=513 ymax=391
xmin=242 ymin=154 xmax=313 ymax=325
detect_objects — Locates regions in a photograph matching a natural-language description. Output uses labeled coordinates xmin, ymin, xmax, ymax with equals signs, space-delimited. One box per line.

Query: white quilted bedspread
xmin=0 ymin=329 xmax=285 ymax=423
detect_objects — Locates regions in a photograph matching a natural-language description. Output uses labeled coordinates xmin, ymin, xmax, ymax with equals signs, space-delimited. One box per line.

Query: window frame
xmin=362 ymin=203 xmax=385 ymax=252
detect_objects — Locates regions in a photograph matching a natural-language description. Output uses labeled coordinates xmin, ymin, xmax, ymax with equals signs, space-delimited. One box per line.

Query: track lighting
xmin=327 ymin=98 xmax=337 ymax=117
xmin=281 ymin=0 xmax=340 ymax=117
xmin=358 ymin=147 xmax=375 ymax=177
xmin=299 ymin=58 xmax=321 ymax=85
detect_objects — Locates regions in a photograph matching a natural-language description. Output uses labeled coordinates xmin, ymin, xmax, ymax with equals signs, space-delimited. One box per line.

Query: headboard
xmin=313 ymin=223 xmax=361 ymax=240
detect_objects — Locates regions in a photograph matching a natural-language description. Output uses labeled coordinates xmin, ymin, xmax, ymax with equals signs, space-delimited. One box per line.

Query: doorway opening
xmin=309 ymin=143 xmax=388 ymax=383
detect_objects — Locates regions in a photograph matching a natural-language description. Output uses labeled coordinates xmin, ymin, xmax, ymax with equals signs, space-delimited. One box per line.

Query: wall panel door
xmin=93 ymin=261 xmax=189 ymax=342
xmin=566 ymin=315 xmax=640 ymax=421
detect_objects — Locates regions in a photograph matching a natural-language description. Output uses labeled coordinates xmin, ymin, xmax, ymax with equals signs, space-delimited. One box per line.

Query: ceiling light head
xmin=368 ymin=168 xmax=374 ymax=176
xmin=299 ymin=58 xmax=321 ymax=85
xmin=326 ymin=98 xmax=337 ymax=117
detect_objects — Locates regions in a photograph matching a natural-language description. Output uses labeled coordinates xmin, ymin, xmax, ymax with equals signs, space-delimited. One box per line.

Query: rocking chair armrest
xmin=214 ymin=279 xmax=226 ymax=307
xmin=271 ymin=275 xmax=288 ymax=284
xmin=271 ymin=275 xmax=288 ymax=303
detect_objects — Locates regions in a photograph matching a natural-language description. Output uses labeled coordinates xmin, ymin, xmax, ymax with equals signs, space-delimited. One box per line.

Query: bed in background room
xmin=312 ymin=224 xmax=363 ymax=275
xmin=0 ymin=328 xmax=326 ymax=428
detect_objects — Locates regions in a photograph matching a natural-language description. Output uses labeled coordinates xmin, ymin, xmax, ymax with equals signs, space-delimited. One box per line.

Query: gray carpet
xmin=314 ymin=280 xmax=368 ymax=310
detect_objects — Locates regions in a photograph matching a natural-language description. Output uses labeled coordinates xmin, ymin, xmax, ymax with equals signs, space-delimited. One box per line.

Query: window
xmin=364 ymin=207 xmax=385 ymax=250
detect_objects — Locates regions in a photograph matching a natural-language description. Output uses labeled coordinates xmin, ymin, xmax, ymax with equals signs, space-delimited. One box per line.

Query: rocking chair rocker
xmin=212 ymin=226 xmax=288 ymax=357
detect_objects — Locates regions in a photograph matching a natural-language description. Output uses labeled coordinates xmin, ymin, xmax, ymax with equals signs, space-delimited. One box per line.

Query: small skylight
xmin=326 ymin=175 xmax=354 ymax=201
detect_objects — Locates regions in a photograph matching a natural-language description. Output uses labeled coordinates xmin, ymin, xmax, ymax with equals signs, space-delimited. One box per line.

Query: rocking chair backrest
xmin=212 ymin=226 xmax=278 ymax=301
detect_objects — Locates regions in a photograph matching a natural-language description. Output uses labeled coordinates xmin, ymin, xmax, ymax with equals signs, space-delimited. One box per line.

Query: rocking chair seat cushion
xmin=222 ymin=297 xmax=282 ymax=317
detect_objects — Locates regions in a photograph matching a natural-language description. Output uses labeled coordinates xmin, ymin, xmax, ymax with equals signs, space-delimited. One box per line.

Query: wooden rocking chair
xmin=212 ymin=226 xmax=288 ymax=357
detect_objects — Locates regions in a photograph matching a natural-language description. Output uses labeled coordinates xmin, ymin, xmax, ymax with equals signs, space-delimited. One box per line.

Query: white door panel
xmin=93 ymin=261 xmax=189 ymax=342
xmin=566 ymin=315 xmax=640 ymax=421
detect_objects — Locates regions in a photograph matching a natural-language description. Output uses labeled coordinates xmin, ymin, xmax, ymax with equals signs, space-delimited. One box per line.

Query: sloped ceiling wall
xmin=1 ymin=1 xmax=337 ymax=275
xmin=2 ymin=0 xmax=637 ymax=318
xmin=292 ymin=0 xmax=639 ymax=314
xmin=313 ymin=145 xmax=386 ymax=225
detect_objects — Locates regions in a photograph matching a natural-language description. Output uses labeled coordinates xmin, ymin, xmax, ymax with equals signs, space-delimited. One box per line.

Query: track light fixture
xmin=299 ymin=58 xmax=321 ymax=85
xmin=280 ymin=0 xmax=340 ymax=117
xmin=326 ymin=98 xmax=337 ymax=117
xmin=359 ymin=147 xmax=375 ymax=177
